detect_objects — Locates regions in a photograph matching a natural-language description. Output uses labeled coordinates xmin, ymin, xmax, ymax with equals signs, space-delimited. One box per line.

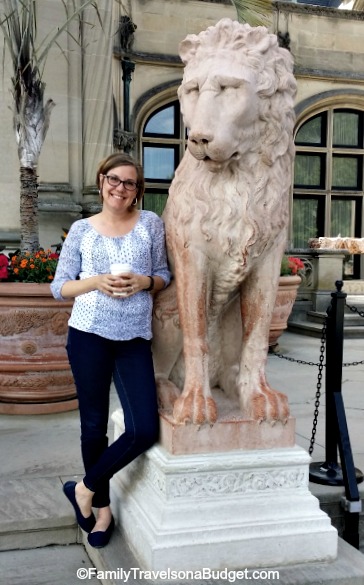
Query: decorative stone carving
xmin=0 ymin=283 xmax=76 ymax=414
xmin=278 ymin=31 xmax=291 ymax=50
xmin=0 ymin=309 xmax=62 ymax=336
xmin=111 ymin=442 xmax=337 ymax=571
xmin=113 ymin=129 xmax=137 ymax=153
xmin=309 ymin=237 xmax=364 ymax=254
xmin=118 ymin=15 xmax=137 ymax=53
xmin=300 ymin=257 xmax=314 ymax=289
xmin=168 ymin=468 xmax=307 ymax=497
xmin=20 ymin=341 xmax=38 ymax=355
xmin=152 ymin=19 xmax=297 ymax=426
xmin=111 ymin=20 xmax=338 ymax=576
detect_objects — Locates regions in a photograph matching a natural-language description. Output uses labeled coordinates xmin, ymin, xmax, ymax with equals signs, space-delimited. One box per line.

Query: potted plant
xmin=269 ymin=255 xmax=305 ymax=349
xmin=0 ymin=236 xmax=76 ymax=414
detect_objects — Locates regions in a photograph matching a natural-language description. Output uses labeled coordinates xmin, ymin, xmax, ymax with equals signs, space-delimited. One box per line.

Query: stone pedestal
xmin=111 ymin=410 xmax=337 ymax=572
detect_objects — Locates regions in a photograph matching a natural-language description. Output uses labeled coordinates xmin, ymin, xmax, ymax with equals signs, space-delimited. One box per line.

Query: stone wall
xmin=1 ymin=0 xmax=364 ymax=249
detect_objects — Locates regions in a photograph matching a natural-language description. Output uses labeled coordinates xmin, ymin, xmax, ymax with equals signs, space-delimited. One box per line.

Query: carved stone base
xmin=156 ymin=387 xmax=295 ymax=455
xmin=159 ymin=412 xmax=295 ymax=455
xmin=111 ymin=422 xmax=337 ymax=571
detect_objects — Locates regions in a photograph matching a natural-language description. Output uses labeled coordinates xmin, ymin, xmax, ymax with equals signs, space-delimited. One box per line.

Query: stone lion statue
xmin=152 ymin=19 xmax=297 ymax=426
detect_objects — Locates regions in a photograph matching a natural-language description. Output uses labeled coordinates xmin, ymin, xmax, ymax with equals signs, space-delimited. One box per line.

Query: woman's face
xmin=100 ymin=165 xmax=138 ymax=213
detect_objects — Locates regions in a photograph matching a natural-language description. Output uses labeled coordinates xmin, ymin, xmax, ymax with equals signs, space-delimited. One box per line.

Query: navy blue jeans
xmin=66 ymin=327 xmax=159 ymax=508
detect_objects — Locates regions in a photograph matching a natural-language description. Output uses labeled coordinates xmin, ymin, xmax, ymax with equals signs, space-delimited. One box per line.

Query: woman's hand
xmin=104 ymin=272 xmax=152 ymax=297
xmin=61 ymin=272 xmax=164 ymax=299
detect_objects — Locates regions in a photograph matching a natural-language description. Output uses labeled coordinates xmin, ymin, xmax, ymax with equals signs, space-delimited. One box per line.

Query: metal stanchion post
xmin=309 ymin=281 xmax=363 ymax=548
xmin=309 ymin=281 xmax=363 ymax=486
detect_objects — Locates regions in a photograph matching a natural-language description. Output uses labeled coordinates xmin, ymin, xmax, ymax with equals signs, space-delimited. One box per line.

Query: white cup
xmin=110 ymin=263 xmax=132 ymax=296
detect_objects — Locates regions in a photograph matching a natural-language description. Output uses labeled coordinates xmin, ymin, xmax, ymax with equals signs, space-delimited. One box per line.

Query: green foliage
xmin=230 ymin=0 xmax=272 ymax=27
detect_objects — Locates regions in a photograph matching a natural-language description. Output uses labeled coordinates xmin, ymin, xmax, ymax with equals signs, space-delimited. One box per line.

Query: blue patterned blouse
xmin=51 ymin=211 xmax=171 ymax=341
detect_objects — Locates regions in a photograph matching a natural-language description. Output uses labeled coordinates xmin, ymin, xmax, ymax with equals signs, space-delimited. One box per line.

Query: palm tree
xmin=0 ymin=0 xmax=101 ymax=253
xmin=230 ymin=0 xmax=272 ymax=26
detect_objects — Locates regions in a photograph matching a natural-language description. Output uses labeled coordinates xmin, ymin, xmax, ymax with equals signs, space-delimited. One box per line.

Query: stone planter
xmin=0 ymin=283 xmax=77 ymax=414
xmin=269 ymin=275 xmax=301 ymax=349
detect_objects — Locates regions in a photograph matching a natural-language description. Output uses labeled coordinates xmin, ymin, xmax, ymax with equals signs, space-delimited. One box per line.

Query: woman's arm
xmin=61 ymin=274 xmax=116 ymax=299
xmin=149 ymin=216 xmax=171 ymax=289
xmin=51 ymin=221 xmax=120 ymax=300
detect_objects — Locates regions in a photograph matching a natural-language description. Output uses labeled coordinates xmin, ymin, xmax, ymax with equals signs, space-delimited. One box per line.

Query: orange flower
xmin=5 ymin=235 xmax=63 ymax=283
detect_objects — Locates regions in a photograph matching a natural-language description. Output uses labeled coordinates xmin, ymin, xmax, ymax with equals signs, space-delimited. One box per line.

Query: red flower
xmin=288 ymin=257 xmax=304 ymax=275
xmin=0 ymin=253 xmax=9 ymax=280
xmin=280 ymin=255 xmax=305 ymax=277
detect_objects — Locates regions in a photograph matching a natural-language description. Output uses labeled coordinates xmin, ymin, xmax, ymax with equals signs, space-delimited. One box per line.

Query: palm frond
xmin=36 ymin=0 xmax=103 ymax=65
xmin=0 ymin=0 xmax=39 ymax=110
xmin=230 ymin=0 xmax=273 ymax=27
xmin=0 ymin=0 xmax=103 ymax=78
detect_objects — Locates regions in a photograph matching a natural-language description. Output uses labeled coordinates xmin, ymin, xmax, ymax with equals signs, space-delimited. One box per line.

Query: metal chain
xmin=271 ymin=298 xmax=364 ymax=455
xmin=308 ymin=319 xmax=326 ymax=456
xmin=271 ymin=321 xmax=327 ymax=455
xmin=272 ymin=352 xmax=324 ymax=368
xmin=346 ymin=302 xmax=364 ymax=319
xmin=274 ymin=351 xmax=364 ymax=368
xmin=343 ymin=300 xmax=364 ymax=366
xmin=273 ymin=299 xmax=364 ymax=369
xmin=343 ymin=359 xmax=364 ymax=367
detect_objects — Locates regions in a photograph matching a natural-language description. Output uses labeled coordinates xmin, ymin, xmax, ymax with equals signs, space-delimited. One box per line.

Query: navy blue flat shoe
xmin=63 ymin=481 xmax=96 ymax=533
xmin=87 ymin=516 xmax=115 ymax=548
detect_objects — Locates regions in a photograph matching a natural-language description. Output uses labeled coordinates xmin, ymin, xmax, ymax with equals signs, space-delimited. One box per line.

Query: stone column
xmin=81 ymin=0 xmax=114 ymax=214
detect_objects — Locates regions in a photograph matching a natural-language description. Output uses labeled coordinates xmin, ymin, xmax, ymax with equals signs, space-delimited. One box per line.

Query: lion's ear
xmin=179 ymin=35 xmax=200 ymax=64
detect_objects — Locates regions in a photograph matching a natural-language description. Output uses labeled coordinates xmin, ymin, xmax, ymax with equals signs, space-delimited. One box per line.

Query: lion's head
xmin=177 ymin=19 xmax=297 ymax=172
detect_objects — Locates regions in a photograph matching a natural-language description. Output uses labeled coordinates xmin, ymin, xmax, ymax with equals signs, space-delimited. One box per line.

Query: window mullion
xmin=325 ymin=110 xmax=334 ymax=236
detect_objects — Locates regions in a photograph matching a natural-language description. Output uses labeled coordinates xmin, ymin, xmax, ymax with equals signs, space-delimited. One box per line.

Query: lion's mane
xmin=165 ymin=20 xmax=297 ymax=267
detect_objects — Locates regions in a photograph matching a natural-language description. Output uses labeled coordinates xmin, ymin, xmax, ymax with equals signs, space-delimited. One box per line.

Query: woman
xmin=51 ymin=152 xmax=170 ymax=548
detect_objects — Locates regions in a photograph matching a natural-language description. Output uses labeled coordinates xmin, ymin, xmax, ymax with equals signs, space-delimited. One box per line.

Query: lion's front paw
xmin=245 ymin=388 xmax=290 ymax=424
xmin=156 ymin=378 xmax=181 ymax=413
xmin=173 ymin=389 xmax=217 ymax=425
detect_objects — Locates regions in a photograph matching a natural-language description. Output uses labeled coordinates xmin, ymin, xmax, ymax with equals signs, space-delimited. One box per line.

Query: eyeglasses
xmin=104 ymin=175 xmax=138 ymax=191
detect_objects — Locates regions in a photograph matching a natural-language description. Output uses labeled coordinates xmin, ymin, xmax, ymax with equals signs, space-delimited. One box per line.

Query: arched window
xmin=294 ymin=108 xmax=364 ymax=278
xmin=141 ymin=100 xmax=187 ymax=216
